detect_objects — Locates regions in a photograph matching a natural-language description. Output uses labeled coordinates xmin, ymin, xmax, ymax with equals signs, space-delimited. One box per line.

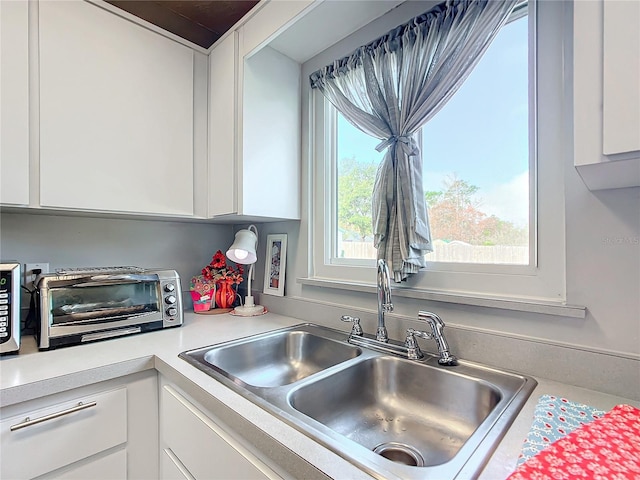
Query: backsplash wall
xmin=0 ymin=212 xmax=235 ymax=312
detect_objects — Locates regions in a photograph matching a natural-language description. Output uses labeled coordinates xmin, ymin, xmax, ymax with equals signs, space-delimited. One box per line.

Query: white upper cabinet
xmin=38 ymin=1 xmax=195 ymax=216
xmin=208 ymin=32 xmax=238 ymax=217
xmin=205 ymin=0 xmax=420 ymax=220
xmin=573 ymin=0 xmax=640 ymax=190
xmin=238 ymin=43 xmax=301 ymax=220
xmin=208 ymin=1 xmax=307 ymax=221
xmin=1 ymin=0 xmax=30 ymax=206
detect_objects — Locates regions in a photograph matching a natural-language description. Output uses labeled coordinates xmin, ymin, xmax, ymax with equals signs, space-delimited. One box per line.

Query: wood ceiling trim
xmin=105 ymin=1 xmax=258 ymax=49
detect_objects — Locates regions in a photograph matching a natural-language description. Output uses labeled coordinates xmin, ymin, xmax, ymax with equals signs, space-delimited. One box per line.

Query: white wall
xmin=250 ymin=1 xmax=640 ymax=400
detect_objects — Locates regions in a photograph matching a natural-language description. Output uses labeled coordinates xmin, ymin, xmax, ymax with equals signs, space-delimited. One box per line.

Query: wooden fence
xmin=338 ymin=241 xmax=528 ymax=264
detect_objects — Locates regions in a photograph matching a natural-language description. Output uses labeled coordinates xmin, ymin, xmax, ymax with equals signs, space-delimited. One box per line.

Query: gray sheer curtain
xmin=310 ymin=0 xmax=518 ymax=282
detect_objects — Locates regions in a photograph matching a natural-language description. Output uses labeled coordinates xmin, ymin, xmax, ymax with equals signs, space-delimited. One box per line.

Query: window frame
xmin=309 ymin=0 xmax=568 ymax=304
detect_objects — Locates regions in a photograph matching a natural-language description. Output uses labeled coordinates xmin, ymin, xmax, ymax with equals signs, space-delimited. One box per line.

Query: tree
xmin=426 ymin=174 xmax=527 ymax=245
xmin=335 ymin=162 xmax=527 ymax=246
xmin=424 ymin=190 xmax=443 ymax=208
xmin=337 ymin=156 xmax=377 ymax=240
xmin=426 ymin=174 xmax=484 ymax=243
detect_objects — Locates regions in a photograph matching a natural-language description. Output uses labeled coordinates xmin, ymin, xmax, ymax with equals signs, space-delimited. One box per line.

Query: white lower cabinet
xmin=1 ymin=387 xmax=127 ymax=479
xmin=0 ymin=370 xmax=158 ymax=480
xmin=160 ymin=383 xmax=281 ymax=480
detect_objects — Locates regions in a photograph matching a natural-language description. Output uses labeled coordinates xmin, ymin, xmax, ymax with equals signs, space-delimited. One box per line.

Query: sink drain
xmin=373 ymin=442 xmax=425 ymax=467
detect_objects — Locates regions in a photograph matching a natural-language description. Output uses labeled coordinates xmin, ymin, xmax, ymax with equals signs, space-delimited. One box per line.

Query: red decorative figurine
xmin=202 ymin=250 xmax=244 ymax=309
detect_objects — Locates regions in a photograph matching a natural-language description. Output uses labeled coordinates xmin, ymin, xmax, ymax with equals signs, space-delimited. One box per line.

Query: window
xmin=335 ymin=11 xmax=529 ymax=265
xmin=422 ymin=12 xmax=530 ymax=266
xmin=310 ymin=0 xmax=567 ymax=303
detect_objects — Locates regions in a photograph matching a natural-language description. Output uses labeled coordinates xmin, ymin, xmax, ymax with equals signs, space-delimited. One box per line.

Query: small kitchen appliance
xmin=0 ymin=262 xmax=21 ymax=354
xmin=36 ymin=266 xmax=183 ymax=350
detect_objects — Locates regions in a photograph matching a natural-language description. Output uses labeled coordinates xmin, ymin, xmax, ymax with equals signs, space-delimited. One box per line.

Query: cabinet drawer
xmin=161 ymin=385 xmax=279 ymax=480
xmin=49 ymin=448 xmax=127 ymax=480
xmin=1 ymin=387 xmax=127 ymax=479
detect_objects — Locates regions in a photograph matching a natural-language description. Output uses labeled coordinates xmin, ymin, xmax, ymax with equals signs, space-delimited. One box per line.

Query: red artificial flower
xmin=201 ymin=267 xmax=212 ymax=280
xmin=212 ymin=251 xmax=226 ymax=268
xmin=202 ymin=250 xmax=244 ymax=285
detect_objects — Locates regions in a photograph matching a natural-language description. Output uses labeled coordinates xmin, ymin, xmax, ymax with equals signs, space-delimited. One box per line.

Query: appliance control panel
xmin=0 ymin=263 xmax=21 ymax=354
xmin=160 ymin=277 xmax=182 ymax=326
xmin=0 ymin=271 xmax=11 ymax=341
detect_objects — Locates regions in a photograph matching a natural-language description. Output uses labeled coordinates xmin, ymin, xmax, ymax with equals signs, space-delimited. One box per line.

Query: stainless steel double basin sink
xmin=180 ymin=323 xmax=536 ymax=480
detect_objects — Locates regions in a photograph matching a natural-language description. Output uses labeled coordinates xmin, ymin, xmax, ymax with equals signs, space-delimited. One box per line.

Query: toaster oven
xmin=36 ymin=267 xmax=183 ymax=350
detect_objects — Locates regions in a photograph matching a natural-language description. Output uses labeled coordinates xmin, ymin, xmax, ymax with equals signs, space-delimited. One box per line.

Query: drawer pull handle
xmin=10 ymin=401 xmax=97 ymax=431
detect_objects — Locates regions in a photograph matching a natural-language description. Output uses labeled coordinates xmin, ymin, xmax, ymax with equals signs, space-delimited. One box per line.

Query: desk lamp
xmin=226 ymin=225 xmax=264 ymax=316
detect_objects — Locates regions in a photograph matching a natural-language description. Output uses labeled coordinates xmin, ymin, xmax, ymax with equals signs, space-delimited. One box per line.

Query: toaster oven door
xmin=48 ymin=275 xmax=162 ymax=326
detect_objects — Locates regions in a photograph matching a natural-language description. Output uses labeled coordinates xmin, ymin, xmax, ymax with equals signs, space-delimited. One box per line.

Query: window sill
xmin=297 ymin=277 xmax=586 ymax=318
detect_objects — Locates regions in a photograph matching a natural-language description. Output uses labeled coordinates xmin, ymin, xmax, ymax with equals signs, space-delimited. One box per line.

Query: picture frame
xmin=263 ymin=234 xmax=287 ymax=297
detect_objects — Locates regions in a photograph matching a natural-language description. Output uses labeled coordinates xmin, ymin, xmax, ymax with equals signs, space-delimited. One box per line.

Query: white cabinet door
xmin=208 ymin=32 xmax=237 ymax=217
xmin=241 ymin=45 xmax=301 ymax=220
xmin=161 ymin=384 xmax=281 ymax=480
xmin=38 ymin=0 xmax=194 ymax=215
xmin=0 ymin=0 xmax=30 ymax=206
xmin=602 ymin=0 xmax=640 ymax=156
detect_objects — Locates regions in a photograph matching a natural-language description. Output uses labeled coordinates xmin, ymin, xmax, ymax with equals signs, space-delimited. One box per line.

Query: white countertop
xmin=1 ymin=312 xmax=638 ymax=480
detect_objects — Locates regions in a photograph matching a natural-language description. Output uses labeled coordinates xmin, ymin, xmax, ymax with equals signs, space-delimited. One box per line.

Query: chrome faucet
xmin=340 ymin=263 xmax=456 ymax=366
xmin=405 ymin=311 xmax=457 ymax=366
xmin=376 ymin=259 xmax=393 ymax=342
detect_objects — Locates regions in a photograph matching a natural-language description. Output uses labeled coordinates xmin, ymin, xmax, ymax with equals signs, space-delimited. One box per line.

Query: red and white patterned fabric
xmin=508 ymin=404 xmax=640 ymax=480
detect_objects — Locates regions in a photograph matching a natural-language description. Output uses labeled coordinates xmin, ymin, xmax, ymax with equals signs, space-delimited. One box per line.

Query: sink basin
xmin=289 ymin=356 xmax=501 ymax=467
xmin=180 ymin=323 xmax=536 ymax=479
xmin=182 ymin=327 xmax=361 ymax=388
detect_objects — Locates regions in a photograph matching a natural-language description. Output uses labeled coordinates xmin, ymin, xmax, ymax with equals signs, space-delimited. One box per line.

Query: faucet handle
xmin=340 ymin=315 xmax=363 ymax=336
xmin=407 ymin=328 xmax=432 ymax=340
xmin=405 ymin=328 xmax=430 ymax=360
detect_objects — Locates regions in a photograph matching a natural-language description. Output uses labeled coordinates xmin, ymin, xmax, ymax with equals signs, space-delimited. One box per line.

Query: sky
xmin=337 ymin=16 xmax=529 ymax=227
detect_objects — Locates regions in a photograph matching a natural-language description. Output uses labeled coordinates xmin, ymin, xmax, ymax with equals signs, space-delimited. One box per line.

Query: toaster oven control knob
xmin=164 ymin=283 xmax=175 ymax=292
xmin=165 ymin=295 xmax=177 ymax=305
xmin=166 ymin=307 xmax=178 ymax=317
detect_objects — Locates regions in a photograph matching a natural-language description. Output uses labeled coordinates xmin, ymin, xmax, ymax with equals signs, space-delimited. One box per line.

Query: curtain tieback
xmin=375 ymin=134 xmax=415 ymax=153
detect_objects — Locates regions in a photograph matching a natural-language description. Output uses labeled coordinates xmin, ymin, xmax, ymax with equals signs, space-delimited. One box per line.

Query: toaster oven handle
xmin=72 ymin=274 xmax=159 ymax=287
